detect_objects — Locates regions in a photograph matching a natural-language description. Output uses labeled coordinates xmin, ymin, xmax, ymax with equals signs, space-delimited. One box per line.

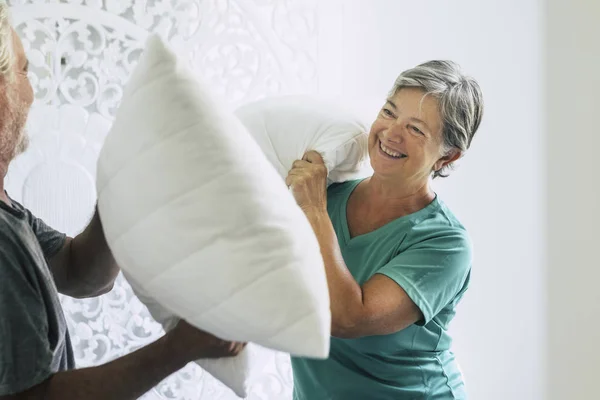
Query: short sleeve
xmin=0 ymin=240 xmax=54 ymax=395
xmin=9 ymin=199 xmax=66 ymax=259
xmin=377 ymin=228 xmax=472 ymax=325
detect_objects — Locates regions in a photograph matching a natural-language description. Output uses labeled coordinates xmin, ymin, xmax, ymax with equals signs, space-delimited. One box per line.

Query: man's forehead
xmin=10 ymin=28 xmax=26 ymax=58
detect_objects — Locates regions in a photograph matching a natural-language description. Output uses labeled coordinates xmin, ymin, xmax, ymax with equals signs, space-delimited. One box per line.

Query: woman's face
xmin=368 ymin=87 xmax=454 ymax=185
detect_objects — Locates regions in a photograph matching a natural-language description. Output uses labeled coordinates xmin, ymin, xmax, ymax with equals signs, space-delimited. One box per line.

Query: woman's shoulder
xmin=409 ymin=197 xmax=471 ymax=249
xmin=327 ymin=179 xmax=362 ymax=200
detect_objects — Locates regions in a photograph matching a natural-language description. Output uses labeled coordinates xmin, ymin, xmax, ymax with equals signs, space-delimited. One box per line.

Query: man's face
xmin=0 ymin=27 xmax=34 ymax=164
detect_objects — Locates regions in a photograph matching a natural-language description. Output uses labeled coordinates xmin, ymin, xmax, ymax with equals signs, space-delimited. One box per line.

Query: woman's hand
xmin=286 ymin=150 xmax=328 ymax=213
xmin=167 ymin=320 xmax=246 ymax=362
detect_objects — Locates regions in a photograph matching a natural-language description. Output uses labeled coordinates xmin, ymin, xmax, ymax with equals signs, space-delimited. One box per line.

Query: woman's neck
xmin=360 ymin=175 xmax=435 ymax=218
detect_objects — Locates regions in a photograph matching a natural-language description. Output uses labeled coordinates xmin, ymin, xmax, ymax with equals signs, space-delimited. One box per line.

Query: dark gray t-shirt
xmin=0 ymin=197 xmax=75 ymax=396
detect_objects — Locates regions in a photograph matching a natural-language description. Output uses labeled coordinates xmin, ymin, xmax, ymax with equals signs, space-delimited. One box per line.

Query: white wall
xmin=546 ymin=1 xmax=600 ymax=399
xmin=319 ymin=1 xmax=545 ymax=399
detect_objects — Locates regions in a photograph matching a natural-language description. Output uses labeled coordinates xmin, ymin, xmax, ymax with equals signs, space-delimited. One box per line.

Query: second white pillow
xmin=234 ymin=95 xmax=370 ymax=185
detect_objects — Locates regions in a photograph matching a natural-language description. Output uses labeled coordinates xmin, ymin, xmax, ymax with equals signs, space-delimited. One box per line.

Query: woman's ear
xmin=433 ymin=148 xmax=462 ymax=173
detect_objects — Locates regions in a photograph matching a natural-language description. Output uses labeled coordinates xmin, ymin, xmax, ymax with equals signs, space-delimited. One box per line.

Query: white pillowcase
xmin=235 ymin=95 xmax=370 ymax=185
xmin=131 ymin=284 xmax=270 ymax=398
xmin=96 ymin=35 xmax=330 ymax=397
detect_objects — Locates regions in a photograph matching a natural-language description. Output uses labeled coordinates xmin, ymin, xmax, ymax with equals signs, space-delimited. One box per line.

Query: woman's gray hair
xmin=0 ymin=2 xmax=13 ymax=78
xmin=389 ymin=60 xmax=484 ymax=178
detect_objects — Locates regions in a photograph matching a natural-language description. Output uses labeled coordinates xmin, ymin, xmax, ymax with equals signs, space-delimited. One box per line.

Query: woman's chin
xmin=370 ymin=151 xmax=404 ymax=174
xmin=370 ymin=161 xmax=401 ymax=180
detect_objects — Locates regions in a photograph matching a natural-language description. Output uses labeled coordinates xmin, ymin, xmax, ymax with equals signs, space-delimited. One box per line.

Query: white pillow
xmin=96 ymin=35 xmax=330 ymax=397
xmin=131 ymin=283 xmax=270 ymax=398
xmin=234 ymin=96 xmax=370 ymax=185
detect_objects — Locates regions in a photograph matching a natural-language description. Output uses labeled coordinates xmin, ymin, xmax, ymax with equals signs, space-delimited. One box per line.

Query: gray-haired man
xmin=0 ymin=5 xmax=244 ymax=400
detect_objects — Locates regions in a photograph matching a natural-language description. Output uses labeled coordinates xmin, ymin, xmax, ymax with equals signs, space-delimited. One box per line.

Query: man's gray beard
xmin=0 ymin=97 xmax=30 ymax=164
xmin=12 ymin=122 xmax=29 ymax=158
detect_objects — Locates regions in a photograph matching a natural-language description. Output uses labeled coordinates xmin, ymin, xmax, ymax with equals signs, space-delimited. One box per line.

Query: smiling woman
xmin=286 ymin=60 xmax=484 ymax=400
xmin=370 ymin=87 xmax=447 ymax=186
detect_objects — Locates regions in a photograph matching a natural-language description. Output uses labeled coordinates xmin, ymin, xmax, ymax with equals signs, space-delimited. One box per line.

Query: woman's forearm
xmin=304 ymin=209 xmax=365 ymax=337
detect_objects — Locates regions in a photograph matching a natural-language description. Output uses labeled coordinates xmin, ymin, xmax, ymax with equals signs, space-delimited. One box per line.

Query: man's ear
xmin=433 ymin=148 xmax=462 ymax=173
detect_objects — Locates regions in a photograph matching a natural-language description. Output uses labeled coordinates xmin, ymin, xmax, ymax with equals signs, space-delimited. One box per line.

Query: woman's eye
xmin=411 ymin=126 xmax=423 ymax=135
xmin=382 ymin=108 xmax=394 ymax=117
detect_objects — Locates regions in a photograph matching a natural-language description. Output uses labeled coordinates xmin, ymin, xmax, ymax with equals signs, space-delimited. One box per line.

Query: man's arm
xmin=49 ymin=209 xmax=120 ymax=298
xmin=0 ymin=320 xmax=244 ymax=400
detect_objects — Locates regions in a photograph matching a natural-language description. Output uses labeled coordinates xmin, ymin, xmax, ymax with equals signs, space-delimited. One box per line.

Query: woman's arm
xmin=287 ymin=151 xmax=422 ymax=339
xmin=302 ymin=208 xmax=423 ymax=338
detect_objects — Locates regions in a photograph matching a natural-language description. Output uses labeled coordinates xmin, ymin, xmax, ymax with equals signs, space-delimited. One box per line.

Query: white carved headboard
xmin=5 ymin=1 xmax=319 ymax=398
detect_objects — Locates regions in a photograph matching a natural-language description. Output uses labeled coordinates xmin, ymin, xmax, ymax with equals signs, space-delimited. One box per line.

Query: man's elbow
xmin=67 ymin=278 xmax=116 ymax=299
xmin=89 ymin=280 xmax=115 ymax=298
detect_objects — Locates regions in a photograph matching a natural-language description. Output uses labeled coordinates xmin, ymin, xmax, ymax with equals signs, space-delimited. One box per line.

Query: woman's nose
xmin=383 ymin=122 xmax=405 ymax=143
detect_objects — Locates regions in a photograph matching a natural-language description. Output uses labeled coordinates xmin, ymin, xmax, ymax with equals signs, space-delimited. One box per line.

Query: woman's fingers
xmin=303 ymin=150 xmax=324 ymax=165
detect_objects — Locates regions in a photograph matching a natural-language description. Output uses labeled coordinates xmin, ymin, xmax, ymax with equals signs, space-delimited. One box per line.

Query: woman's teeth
xmin=380 ymin=141 xmax=406 ymax=158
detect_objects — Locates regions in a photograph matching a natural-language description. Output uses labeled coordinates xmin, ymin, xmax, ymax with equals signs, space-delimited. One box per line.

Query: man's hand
xmin=167 ymin=320 xmax=246 ymax=362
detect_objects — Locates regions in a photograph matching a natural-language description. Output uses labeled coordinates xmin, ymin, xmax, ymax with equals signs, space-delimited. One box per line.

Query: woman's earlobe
xmin=434 ymin=149 xmax=462 ymax=172
xmin=445 ymin=149 xmax=462 ymax=163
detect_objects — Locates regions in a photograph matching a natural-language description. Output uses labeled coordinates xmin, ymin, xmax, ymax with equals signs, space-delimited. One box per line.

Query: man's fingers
xmin=226 ymin=341 xmax=246 ymax=356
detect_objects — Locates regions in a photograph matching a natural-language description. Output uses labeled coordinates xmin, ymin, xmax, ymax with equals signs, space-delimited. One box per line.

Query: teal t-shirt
xmin=291 ymin=180 xmax=472 ymax=400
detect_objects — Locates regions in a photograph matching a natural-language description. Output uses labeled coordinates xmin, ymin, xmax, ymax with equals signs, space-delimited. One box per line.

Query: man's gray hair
xmin=0 ymin=2 xmax=12 ymax=78
xmin=389 ymin=60 xmax=484 ymax=178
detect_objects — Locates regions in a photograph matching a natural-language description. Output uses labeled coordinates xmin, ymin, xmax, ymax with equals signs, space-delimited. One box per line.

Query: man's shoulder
xmin=1 ymin=197 xmax=66 ymax=260
xmin=0 ymin=210 xmax=27 ymax=248
xmin=0 ymin=209 xmax=41 ymax=273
